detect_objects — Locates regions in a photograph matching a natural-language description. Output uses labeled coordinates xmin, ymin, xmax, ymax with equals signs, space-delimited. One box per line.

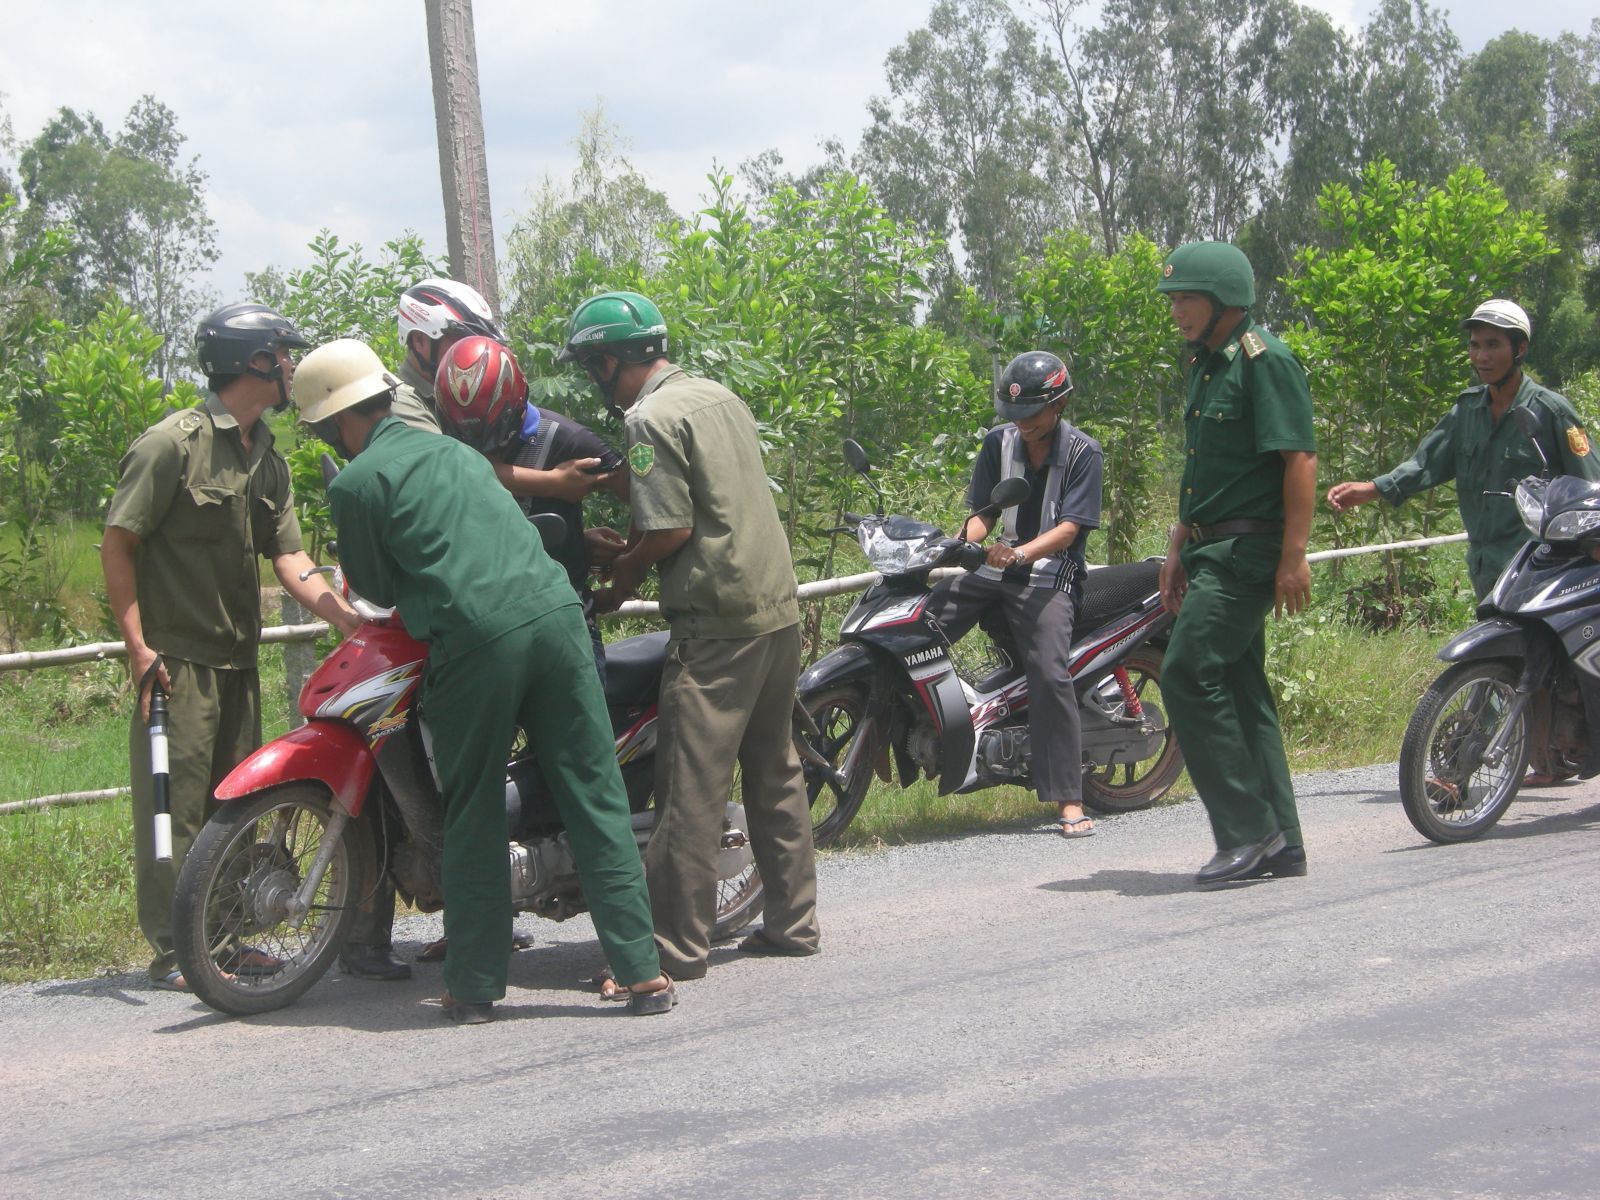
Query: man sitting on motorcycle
xmin=926 ymin=351 xmax=1104 ymax=837
xmin=293 ymin=338 xmax=676 ymax=1023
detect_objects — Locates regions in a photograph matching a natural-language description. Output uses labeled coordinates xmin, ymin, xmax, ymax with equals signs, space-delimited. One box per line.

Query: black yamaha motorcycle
xmin=794 ymin=440 xmax=1182 ymax=845
xmin=1399 ymin=407 xmax=1600 ymax=843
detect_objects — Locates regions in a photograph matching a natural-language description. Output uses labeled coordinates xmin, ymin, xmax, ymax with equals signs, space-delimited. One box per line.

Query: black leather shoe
xmin=1196 ymin=831 xmax=1287 ymax=885
xmin=440 ymin=995 xmax=495 ymax=1025
xmin=340 ymin=943 xmax=413 ymax=981
xmin=1248 ymin=844 xmax=1307 ymax=879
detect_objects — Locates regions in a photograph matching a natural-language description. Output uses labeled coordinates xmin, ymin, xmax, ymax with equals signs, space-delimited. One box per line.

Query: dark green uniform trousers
xmin=424 ymin=602 xmax=659 ymax=1004
xmin=1163 ymin=536 xmax=1303 ymax=851
xmin=129 ymin=659 xmax=259 ymax=981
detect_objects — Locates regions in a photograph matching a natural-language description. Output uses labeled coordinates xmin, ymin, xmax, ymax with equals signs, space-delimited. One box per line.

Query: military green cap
xmin=1156 ymin=241 xmax=1255 ymax=308
xmin=557 ymin=291 xmax=669 ymax=364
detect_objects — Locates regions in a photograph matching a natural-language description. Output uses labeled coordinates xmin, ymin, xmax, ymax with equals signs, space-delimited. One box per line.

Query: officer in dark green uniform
xmin=1156 ymin=243 xmax=1318 ymax=885
xmin=1326 ymin=299 xmax=1600 ymax=600
xmin=103 ymin=303 xmax=360 ymax=990
xmin=294 ymin=338 xmax=674 ymax=1022
xmin=1327 ymin=298 xmax=1600 ymax=787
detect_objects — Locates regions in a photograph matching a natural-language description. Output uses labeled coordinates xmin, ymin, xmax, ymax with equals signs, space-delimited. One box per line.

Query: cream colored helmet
xmin=293 ymin=339 xmax=400 ymax=423
xmin=1461 ymin=299 xmax=1532 ymax=340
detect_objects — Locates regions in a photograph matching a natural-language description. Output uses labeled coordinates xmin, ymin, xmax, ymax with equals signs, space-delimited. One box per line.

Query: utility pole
xmin=424 ymin=0 xmax=499 ymax=311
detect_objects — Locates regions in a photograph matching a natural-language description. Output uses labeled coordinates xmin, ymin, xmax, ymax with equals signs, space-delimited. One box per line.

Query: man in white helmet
xmin=1327 ymin=298 xmax=1599 ymax=600
xmin=1327 ymin=298 xmax=1600 ymax=786
xmin=390 ymin=278 xmax=508 ymax=434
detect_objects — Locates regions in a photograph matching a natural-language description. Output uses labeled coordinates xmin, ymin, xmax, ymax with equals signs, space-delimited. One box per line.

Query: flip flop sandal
xmin=591 ymin=967 xmax=631 ymax=1001
xmin=628 ymin=981 xmax=677 ymax=1016
xmin=1057 ymin=817 xmax=1096 ymax=839
xmin=151 ymin=970 xmax=189 ymax=992
xmin=418 ymin=931 xmax=536 ymax=964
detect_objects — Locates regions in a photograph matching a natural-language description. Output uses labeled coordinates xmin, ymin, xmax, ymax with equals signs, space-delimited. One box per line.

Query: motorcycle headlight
xmin=1515 ymin=480 xmax=1547 ymax=538
xmin=1544 ymin=508 xmax=1600 ymax=541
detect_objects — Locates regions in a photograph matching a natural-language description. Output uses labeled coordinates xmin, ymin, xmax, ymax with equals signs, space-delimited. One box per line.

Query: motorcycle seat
xmin=603 ymin=630 xmax=670 ymax=706
xmin=1078 ymin=560 xmax=1161 ymax=630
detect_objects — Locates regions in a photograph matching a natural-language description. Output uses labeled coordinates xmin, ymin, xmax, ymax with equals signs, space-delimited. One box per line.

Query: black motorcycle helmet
xmin=995 ymin=351 xmax=1073 ymax=422
xmin=195 ymin=302 xmax=309 ymax=407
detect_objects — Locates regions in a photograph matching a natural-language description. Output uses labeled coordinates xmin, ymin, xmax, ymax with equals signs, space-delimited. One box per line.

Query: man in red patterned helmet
xmin=435 ymin=336 xmax=628 ymax=685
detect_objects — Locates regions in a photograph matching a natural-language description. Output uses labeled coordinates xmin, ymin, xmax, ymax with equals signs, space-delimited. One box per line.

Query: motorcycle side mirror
xmin=320 ymin=452 xmax=342 ymax=488
xmin=842 ymin=438 xmax=871 ymax=475
xmin=966 ymin=477 xmax=1032 ymax=529
xmin=841 ymin=438 xmax=886 ymax=516
xmin=1511 ymin=406 xmax=1551 ymax=474
xmin=530 ymin=512 xmax=567 ymax=548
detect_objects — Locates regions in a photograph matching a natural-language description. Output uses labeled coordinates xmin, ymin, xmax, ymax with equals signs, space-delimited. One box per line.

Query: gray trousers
xmin=646 ymin=623 xmax=820 ymax=978
xmin=926 ymin=573 xmax=1084 ymax=804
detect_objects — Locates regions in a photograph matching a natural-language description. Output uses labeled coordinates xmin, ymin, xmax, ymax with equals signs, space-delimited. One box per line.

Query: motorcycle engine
xmin=978 ymin=727 xmax=1030 ymax=779
xmin=509 ymin=834 xmax=580 ymax=916
xmin=907 ymin=715 xmax=942 ymax=778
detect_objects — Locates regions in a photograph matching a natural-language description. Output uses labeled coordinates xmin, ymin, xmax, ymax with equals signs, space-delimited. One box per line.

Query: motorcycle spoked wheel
xmin=1081 ymin=648 xmax=1184 ymax=814
xmin=1399 ymin=659 xmax=1528 ymax=844
xmin=796 ymin=682 xmax=881 ymax=847
xmin=174 ymin=785 xmax=373 ymax=1016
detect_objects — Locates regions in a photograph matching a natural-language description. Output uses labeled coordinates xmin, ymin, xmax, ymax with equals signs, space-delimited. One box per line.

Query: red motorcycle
xmin=172 ymin=568 xmax=763 ymax=1016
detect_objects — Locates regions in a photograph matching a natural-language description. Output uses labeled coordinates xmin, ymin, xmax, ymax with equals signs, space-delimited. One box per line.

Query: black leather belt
xmin=1188 ymin=519 xmax=1283 ymax=542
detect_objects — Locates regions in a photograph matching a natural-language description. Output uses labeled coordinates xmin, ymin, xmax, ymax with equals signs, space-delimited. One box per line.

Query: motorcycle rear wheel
xmin=1399 ymin=659 xmax=1527 ymax=844
xmin=174 ymin=786 xmax=371 ymax=1016
xmin=796 ymin=682 xmax=880 ymax=847
xmin=1082 ymin=648 xmax=1184 ymax=814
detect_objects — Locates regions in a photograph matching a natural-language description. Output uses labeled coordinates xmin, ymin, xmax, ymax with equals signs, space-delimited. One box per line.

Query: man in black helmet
xmin=1156 ymin=241 xmax=1317 ymax=886
xmin=102 ymin=303 xmax=360 ymax=992
xmin=925 ymin=350 xmax=1103 ymax=836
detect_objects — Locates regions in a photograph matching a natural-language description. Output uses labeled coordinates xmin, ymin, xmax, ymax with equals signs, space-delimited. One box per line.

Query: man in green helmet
xmin=559 ymin=291 xmax=820 ymax=985
xmin=1156 ymin=242 xmax=1318 ymax=885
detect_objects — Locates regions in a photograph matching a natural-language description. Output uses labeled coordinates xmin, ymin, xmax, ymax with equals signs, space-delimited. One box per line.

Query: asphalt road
xmin=3 ymin=764 xmax=1598 ymax=1200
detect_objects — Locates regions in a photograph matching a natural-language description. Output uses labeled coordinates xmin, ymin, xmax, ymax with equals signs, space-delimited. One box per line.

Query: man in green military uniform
xmin=1326 ymin=298 xmax=1600 ymax=787
xmin=294 ymin=338 xmax=673 ymax=1022
xmin=559 ymin=291 xmax=820 ymax=984
xmin=1156 ymin=243 xmax=1318 ymax=885
xmin=102 ymin=303 xmax=361 ymax=991
xmin=1326 ymin=299 xmax=1599 ymax=599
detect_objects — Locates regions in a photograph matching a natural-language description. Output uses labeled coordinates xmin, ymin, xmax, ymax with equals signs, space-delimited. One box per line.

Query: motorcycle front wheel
xmin=1399 ymin=659 xmax=1527 ymax=844
xmin=796 ymin=682 xmax=881 ymax=847
xmin=1082 ymin=648 xmax=1184 ymax=814
xmin=174 ymin=785 xmax=372 ymax=1016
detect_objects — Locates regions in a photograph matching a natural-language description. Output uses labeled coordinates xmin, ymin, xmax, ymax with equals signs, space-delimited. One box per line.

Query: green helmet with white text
xmin=557 ymin=291 xmax=668 ymax=365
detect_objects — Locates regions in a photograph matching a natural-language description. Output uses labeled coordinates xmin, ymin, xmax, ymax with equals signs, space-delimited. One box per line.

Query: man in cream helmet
xmin=294 ymin=339 xmax=673 ymax=1023
xmin=1326 ymin=298 xmax=1600 ymax=787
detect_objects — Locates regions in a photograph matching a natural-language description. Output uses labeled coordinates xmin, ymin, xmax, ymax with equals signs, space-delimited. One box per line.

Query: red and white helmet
xmin=397 ymin=278 xmax=506 ymax=348
xmin=434 ymin=335 xmax=529 ymax=455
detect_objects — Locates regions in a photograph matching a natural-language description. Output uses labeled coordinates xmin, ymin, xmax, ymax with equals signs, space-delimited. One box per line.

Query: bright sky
xmin=0 ymin=0 xmax=1589 ymax=301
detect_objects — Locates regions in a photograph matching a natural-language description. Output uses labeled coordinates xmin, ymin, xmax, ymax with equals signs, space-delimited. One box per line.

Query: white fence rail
xmin=0 ymin=531 xmax=1469 ymax=814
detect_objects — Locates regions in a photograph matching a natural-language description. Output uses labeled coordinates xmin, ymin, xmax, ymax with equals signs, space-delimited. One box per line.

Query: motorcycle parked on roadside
xmin=794 ymin=440 xmax=1182 ymax=845
xmin=173 ymin=516 xmax=762 ymax=1016
xmin=1399 ymin=407 xmax=1600 ymax=843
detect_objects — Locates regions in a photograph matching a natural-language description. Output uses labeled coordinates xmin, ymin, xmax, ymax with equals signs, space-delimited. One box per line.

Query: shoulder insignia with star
xmin=628 ymin=441 xmax=655 ymax=477
xmin=1241 ymin=331 xmax=1267 ymax=359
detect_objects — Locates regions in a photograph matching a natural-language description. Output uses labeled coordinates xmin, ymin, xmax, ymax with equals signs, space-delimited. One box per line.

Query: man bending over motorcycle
xmin=293 ymin=339 xmax=675 ymax=1023
xmin=926 ymin=351 xmax=1103 ymax=837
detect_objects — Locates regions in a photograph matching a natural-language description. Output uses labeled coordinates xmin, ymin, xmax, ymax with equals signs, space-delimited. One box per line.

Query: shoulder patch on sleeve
xmin=628 ymin=441 xmax=655 ymax=477
xmin=1241 ymin=330 xmax=1267 ymax=359
xmin=177 ymin=411 xmax=204 ymax=434
xmin=1568 ymin=426 xmax=1591 ymax=458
